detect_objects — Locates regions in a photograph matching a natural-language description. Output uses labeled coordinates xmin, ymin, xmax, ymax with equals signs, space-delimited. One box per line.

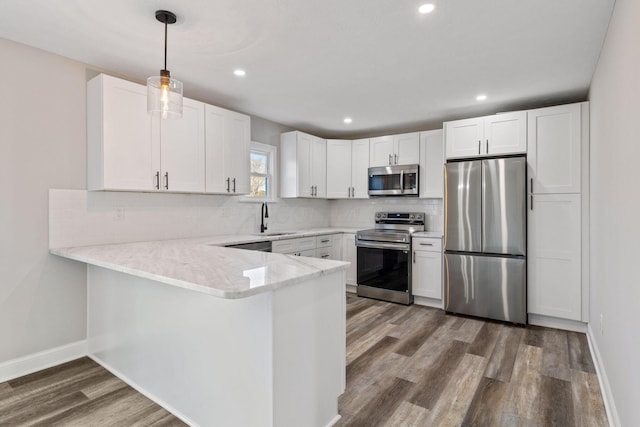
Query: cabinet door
xmin=445 ymin=117 xmax=483 ymax=159
xmin=296 ymin=133 xmax=314 ymax=197
xmin=528 ymin=103 xmax=582 ymax=194
xmin=484 ymin=111 xmax=527 ymax=155
xmin=412 ymin=249 xmax=442 ymax=299
xmin=326 ymin=140 xmax=352 ymax=199
xmin=351 ymin=139 xmax=370 ymax=198
xmin=159 ymin=98 xmax=205 ymax=192
xmin=311 ymin=137 xmax=327 ymax=198
xmin=224 ymin=111 xmax=250 ymax=194
xmin=331 ymin=234 xmax=343 ymax=260
xmin=369 ymin=135 xmax=394 ymax=166
xmin=528 ymin=193 xmax=581 ymax=320
xmin=393 ymin=132 xmax=420 ymax=165
xmin=89 ymin=74 xmax=155 ymax=191
xmin=342 ymin=233 xmax=357 ymax=285
xmin=419 ymin=130 xmax=444 ymax=198
xmin=204 ymin=105 xmax=228 ymax=193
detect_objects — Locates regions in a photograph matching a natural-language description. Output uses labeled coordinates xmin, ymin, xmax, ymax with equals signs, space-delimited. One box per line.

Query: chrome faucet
xmin=260 ymin=202 xmax=269 ymax=233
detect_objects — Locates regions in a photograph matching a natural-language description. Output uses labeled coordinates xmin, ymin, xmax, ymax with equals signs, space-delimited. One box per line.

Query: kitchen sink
xmin=251 ymin=231 xmax=298 ymax=237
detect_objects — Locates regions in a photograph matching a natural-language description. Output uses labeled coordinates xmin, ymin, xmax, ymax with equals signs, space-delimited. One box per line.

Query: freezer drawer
xmin=444 ymin=253 xmax=526 ymax=324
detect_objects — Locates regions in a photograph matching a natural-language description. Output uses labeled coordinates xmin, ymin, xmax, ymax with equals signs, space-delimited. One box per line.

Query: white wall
xmin=0 ymin=39 xmax=88 ymax=362
xmin=588 ymin=0 xmax=640 ymax=425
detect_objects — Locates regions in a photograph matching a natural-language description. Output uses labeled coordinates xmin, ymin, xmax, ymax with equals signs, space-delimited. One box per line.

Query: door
xmin=420 ymin=130 xmax=444 ymax=198
xmin=444 ymin=161 xmax=482 ymax=252
xmin=98 ymin=75 xmax=155 ymax=191
xmin=528 ymin=193 xmax=581 ymax=320
xmin=482 ymin=157 xmax=526 ymax=255
xmin=393 ymin=132 xmax=420 ymax=165
xmin=445 ymin=117 xmax=483 ymax=159
xmin=326 ymin=139 xmax=351 ymax=198
xmin=311 ymin=136 xmax=327 ymax=197
xmin=160 ymin=98 xmax=205 ymax=192
xmin=412 ymin=249 xmax=442 ymax=299
xmin=369 ymin=135 xmax=394 ymax=166
xmin=445 ymin=253 xmax=526 ymax=324
xmin=484 ymin=111 xmax=527 ymax=155
xmin=351 ymin=139 xmax=370 ymax=198
xmin=528 ymin=103 xmax=582 ymax=194
xmin=204 ymin=104 xmax=227 ymax=193
xmin=224 ymin=110 xmax=250 ymax=194
xmin=357 ymin=246 xmax=410 ymax=292
xmin=297 ymin=133 xmax=313 ymax=197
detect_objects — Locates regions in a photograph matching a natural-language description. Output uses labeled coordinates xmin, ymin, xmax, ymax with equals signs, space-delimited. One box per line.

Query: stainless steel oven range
xmin=356 ymin=212 xmax=425 ymax=305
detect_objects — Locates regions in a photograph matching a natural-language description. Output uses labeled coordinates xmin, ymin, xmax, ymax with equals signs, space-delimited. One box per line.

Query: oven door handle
xmin=356 ymin=240 xmax=410 ymax=251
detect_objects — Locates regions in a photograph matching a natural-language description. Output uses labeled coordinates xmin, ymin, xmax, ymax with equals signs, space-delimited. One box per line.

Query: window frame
xmin=240 ymin=141 xmax=278 ymax=203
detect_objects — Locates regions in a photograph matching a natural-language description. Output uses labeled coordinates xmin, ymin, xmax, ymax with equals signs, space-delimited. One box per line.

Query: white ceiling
xmin=0 ymin=0 xmax=614 ymax=137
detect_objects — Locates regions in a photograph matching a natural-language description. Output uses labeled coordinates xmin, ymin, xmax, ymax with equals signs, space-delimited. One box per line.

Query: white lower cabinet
xmin=528 ymin=193 xmax=582 ymax=321
xmin=342 ymin=233 xmax=357 ymax=285
xmin=411 ymin=237 xmax=443 ymax=304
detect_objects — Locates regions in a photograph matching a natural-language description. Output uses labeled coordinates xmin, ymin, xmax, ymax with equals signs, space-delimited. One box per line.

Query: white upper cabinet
xmin=527 ymin=103 xmax=582 ymax=194
xmin=445 ymin=111 xmax=526 ymax=159
xmin=394 ymin=132 xmax=421 ymax=164
xmin=88 ymin=74 xmax=154 ymax=191
xmin=204 ymin=105 xmax=250 ymax=194
xmin=280 ymin=131 xmax=326 ymax=198
xmin=88 ymin=74 xmax=205 ymax=192
xmin=326 ymin=138 xmax=370 ymax=199
xmin=326 ymin=140 xmax=352 ymax=199
xmin=419 ymin=130 xmax=444 ymax=198
xmin=157 ymin=98 xmax=205 ymax=192
xmin=369 ymin=132 xmax=420 ymax=166
xmin=351 ymin=139 xmax=370 ymax=198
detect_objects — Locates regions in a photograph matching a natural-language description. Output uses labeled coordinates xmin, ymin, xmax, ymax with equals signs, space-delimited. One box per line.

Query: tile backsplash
xmin=329 ymin=198 xmax=443 ymax=231
xmin=49 ymin=189 xmax=331 ymax=248
xmin=49 ymin=189 xmax=443 ymax=248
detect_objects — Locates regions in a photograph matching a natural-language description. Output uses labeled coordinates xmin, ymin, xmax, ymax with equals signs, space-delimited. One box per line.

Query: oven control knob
xmin=375 ymin=213 xmax=382 ymax=219
xmin=409 ymin=214 xmax=415 ymax=220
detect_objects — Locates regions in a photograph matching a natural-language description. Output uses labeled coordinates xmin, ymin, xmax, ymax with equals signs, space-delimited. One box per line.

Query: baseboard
xmin=327 ymin=414 xmax=342 ymax=426
xmin=587 ymin=325 xmax=621 ymax=427
xmin=0 ymin=340 xmax=87 ymax=383
xmin=346 ymin=284 xmax=356 ymax=294
xmin=88 ymin=354 xmax=195 ymax=426
xmin=413 ymin=295 xmax=443 ymax=309
xmin=527 ymin=314 xmax=587 ymax=332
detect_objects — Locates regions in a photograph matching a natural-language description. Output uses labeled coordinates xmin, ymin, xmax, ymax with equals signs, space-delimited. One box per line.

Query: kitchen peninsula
xmin=52 ymin=237 xmax=349 ymax=427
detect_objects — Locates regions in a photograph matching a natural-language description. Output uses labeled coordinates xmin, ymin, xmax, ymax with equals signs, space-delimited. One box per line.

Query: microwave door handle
xmin=400 ymin=169 xmax=404 ymax=193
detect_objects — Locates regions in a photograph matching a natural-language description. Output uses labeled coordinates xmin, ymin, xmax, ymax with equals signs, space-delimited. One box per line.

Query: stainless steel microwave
xmin=368 ymin=164 xmax=419 ymax=196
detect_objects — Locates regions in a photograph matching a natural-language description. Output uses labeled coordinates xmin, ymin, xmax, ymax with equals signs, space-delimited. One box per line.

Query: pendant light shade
xmin=148 ymin=10 xmax=183 ymax=119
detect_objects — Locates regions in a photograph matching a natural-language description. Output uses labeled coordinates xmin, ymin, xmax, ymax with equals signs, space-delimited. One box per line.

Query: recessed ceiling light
xmin=233 ymin=69 xmax=246 ymax=77
xmin=418 ymin=4 xmax=435 ymax=14
xmin=344 ymin=117 xmax=353 ymax=124
xmin=476 ymin=94 xmax=487 ymax=101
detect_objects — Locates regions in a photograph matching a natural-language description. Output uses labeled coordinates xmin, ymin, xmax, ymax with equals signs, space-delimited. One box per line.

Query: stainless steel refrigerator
xmin=444 ymin=156 xmax=527 ymax=324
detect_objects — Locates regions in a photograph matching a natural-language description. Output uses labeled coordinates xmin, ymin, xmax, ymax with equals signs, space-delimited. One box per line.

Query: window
xmin=244 ymin=141 xmax=277 ymax=202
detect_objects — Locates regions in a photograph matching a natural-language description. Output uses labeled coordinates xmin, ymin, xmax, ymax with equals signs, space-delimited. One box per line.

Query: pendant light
xmin=147 ymin=10 xmax=183 ymax=119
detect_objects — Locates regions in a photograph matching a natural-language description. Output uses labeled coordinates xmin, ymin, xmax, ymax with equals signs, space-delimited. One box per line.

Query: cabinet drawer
xmin=316 ymin=235 xmax=334 ymax=248
xmin=317 ymin=247 xmax=332 ymax=259
xmin=412 ymin=237 xmax=442 ymax=252
xmin=272 ymin=236 xmax=317 ymax=254
xmin=296 ymin=237 xmax=317 ymax=251
xmin=272 ymin=239 xmax=297 ymax=254
xmin=298 ymin=248 xmax=317 ymax=258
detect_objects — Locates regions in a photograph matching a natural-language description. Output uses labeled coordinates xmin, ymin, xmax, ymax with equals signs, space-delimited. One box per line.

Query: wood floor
xmin=0 ymin=294 xmax=608 ymax=426
xmin=336 ymin=294 xmax=608 ymax=427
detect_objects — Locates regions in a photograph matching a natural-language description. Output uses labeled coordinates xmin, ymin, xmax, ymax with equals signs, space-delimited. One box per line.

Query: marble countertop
xmin=51 ymin=228 xmax=357 ymax=300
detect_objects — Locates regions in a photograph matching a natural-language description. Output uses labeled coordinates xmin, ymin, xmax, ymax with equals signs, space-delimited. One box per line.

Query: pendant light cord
xmin=163 ymin=20 xmax=168 ymax=70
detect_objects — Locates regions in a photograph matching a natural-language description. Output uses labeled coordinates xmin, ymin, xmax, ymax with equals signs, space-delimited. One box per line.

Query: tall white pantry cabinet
xmin=527 ymin=102 xmax=589 ymax=327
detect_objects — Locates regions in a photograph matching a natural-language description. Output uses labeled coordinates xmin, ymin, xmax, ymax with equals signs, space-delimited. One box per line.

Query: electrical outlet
xmin=600 ymin=313 xmax=604 ymax=335
xmin=114 ymin=207 xmax=125 ymax=221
